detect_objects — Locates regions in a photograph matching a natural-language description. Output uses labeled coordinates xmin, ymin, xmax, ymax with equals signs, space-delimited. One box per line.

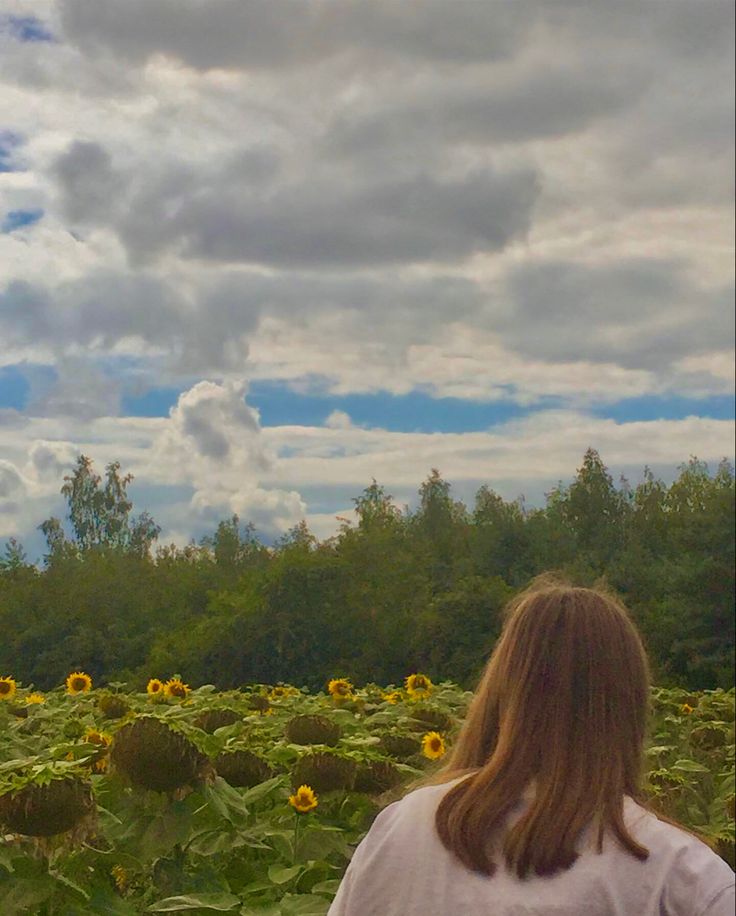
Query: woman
xmin=328 ymin=578 xmax=735 ymax=915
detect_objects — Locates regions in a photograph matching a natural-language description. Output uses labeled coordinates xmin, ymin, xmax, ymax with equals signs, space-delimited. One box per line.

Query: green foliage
xmin=37 ymin=455 xmax=161 ymax=563
xmin=0 ymin=453 xmax=733 ymax=691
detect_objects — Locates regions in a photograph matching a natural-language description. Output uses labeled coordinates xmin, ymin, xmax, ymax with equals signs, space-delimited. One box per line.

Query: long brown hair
xmin=433 ymin=574 xmax=706 ymax=879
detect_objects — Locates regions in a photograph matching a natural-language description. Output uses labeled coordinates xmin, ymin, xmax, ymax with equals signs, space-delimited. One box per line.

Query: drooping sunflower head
xmin=382 ymin=691 xmax=402 ymax=705
xmin=288 ymin=784 xmax=318 ymax=813
xmin=164 ymin=677 xmax=190 ymax=700
xmin=285 ymin=714 xmax=342 ymax=746
xmin=66 ymin=672 xmax=92 ymax=695
xmin=421 ymin=730 xmax=446 ymax=760
xmin=146 ymin=678 xmax=165 ymax=696
xmin=327 ymin=678 xmax=353 ymax=700
xmin=214 ymin=750 xmax=273 ymax=788
xmin=0 ymin=676 xmax=17 ymax=700
xmin=26 ymin=692 xmax=45 ymax=705
xmin=248 ymin=693 xmax=272 ymax=715
xmin=405 ymin=673 xmax=433 ymax=699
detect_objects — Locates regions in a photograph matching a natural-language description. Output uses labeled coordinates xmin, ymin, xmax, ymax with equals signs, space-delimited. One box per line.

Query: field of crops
xmin=0 ymin=674 xmax=734 ymax=915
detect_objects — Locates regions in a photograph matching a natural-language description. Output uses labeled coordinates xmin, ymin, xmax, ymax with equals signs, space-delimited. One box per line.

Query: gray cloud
xmin=59 ymin=0 xmax=529 ymax=70
xmin=0 ymin=460 xmax=25 ymax=515
xmin=174 ymin=167 xmax=540 ymax=268
xmin=27 ymin=355 xmax=123 ymax=420
xmin=499 ymin=258 xmax=735 ymax=369
xmin=51 ymin=141 xmax=127 ymax=224
xmin=28 ymin=441 xmax=77 ymax=479
xmin=0 ymin=273 xmax=181 ymax=351
xmin=325 ymin=66 xmax=645 ymax=155
xmin=49 ymin=138 xmax=540 ymax=268
xmin=0 ymin=267 xmax=485 ymax=381
xmin=1 ymin=0 xmax=732 ymax=417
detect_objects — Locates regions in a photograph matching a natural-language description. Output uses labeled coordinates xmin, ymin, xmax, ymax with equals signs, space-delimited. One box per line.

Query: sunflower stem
xmin=293 ymin=812 xmax=300 ymax=865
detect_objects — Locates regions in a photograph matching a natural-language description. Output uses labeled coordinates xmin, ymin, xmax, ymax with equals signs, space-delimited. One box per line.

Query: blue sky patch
xmin=121 ymin=385 xmax=182 ymax=417
xmin=2 ymin=15 xmax=55 ymax=43
xmin=2 ymin=209 xmax=44 ymax=233
xmin=591 ymin=394 xmax=735 ymax=423
xmin=0 ymin=365 xmax=30 ymax=410
xmin=4 ymin=370 xmax=735 ymax=432
xmin=0 ymin=131 xmax=24 ymax=173
xmin=247 ymin=382 xmax=550 ymax=432
xmin=0 ymin=364 xmax=56 ymax=410
xmin=117 ymin=380 xmax=734 ymax=432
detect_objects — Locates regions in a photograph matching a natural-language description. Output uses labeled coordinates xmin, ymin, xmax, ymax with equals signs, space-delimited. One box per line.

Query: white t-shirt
xmin=328 ymin=779 xmax=735 ymax=916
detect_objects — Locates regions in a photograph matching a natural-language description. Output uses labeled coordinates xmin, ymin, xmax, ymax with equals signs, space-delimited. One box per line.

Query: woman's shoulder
xmin=623 ymin=798 xmax=734 ymax=889
xmin=394 ymin=776 xmax=469 ymax=810
xmin=368 ymin=777 xmax=467 ymax=832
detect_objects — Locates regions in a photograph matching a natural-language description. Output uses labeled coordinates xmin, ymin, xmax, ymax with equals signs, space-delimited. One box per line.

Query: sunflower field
xmin=0 ymin=674 xmax=733 ymax=915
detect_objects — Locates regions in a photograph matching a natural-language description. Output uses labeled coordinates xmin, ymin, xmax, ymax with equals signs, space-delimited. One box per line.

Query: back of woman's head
xmin=435 ymin=574 xmax=653 ymax=879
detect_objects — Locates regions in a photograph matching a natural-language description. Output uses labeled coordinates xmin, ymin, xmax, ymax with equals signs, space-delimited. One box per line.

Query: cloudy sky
xmin=0 ymin=0 xmax=734 ymax=562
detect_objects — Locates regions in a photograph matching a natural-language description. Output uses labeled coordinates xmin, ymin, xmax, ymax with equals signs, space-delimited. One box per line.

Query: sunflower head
xmin=146 ymin=678 xmax=165 ymax=696
xmin=291 ymin=751 xmax=357 ymax=793
xmin=92 ymin=756 xmax=109 ymax=774
xmin=0 ymin=676 xmax=17 ymax=701
xmin=0 ymin=777 xmax=95 ymax=837
xmin=85 ymin=729 xmax=112 ymax=749
xmin=194 ymin=708 xmax=241 ymax=733
xmin=405 ymin=673 xmax=433 ymax=699
xmin=214 ymin=750 xmax=273 ymax=788
xmin=379 ymin=732 xmax=421 ymax=759
xmin=353 ymin=759 xmax=403 ymax=794
xmin=285 ymin=714 xmax=342 ymax=746
xmin=66 ymin=672 xmax=92 ymax=695
xmin=111 ymin=864 xmax=129 ymax=893
xmin=164 ymin=677 xmax=190 ymax=700
xmin=248 ymin=693 xmax=272 ymax=715
xmin=327 ymin=678 xmax=353 ymax=700
xmin=680 ymin=703 xmax=695 ymax=715
xmin=97 ymin=693 xmax=130 ymax=719
xmin=110 ymin=716 xmax=210 ymax=792
xmin=288 ymin=784 xmax=318 ymax=813
xmin=421 ymin=731 xmax=446 ymax=760
xmin=382 ymin=691 xmax=402 ymax=705
xmin=26 ymin=692 xmax=45 ymax=705
xmin=269 ymin=684 xmax=299 ymax=701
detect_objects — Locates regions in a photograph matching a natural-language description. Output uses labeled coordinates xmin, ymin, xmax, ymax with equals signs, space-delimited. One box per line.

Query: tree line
xmin=0 ymin=449 xmax=733 ymax=693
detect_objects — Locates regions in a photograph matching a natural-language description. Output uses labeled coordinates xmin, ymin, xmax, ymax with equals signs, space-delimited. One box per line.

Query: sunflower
xmin=26 ymin=693 xmax=45 ymax=705
xmin=0 ymin=676 xmax=17 ymax=701
xmin=146 ymin=678 xmax=165 ymax=696
xmin=66 ymin=671 xmax=93 ymax=695
xmin=85 ymin=729 xmax=112 ymax=748
xmin=680 ymin=703 xmax=695 ymax=715
xmin=405 ymin=673 xmax=433 ymax=699
xmin=164 ymin=677 xmax=190 ymax=700
xmin=111 ymin=865 xmax=129 ymax=893
xmin=288 ymin=784 xmax=318 ymax=813
xmin=421 ymin=731 xmax=446 ymax=760
xmin=92 ymin=756 xmax=109 ymax=774
xmin=327 ymin=678 xmax=353 ymax=700
xmin=382 ymin=691 xmax=402 ymax=705
xmin=269 ymin=684 xmax=299 ymax=700
xmin=84 ymin=729 xmax=112 ymax=774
